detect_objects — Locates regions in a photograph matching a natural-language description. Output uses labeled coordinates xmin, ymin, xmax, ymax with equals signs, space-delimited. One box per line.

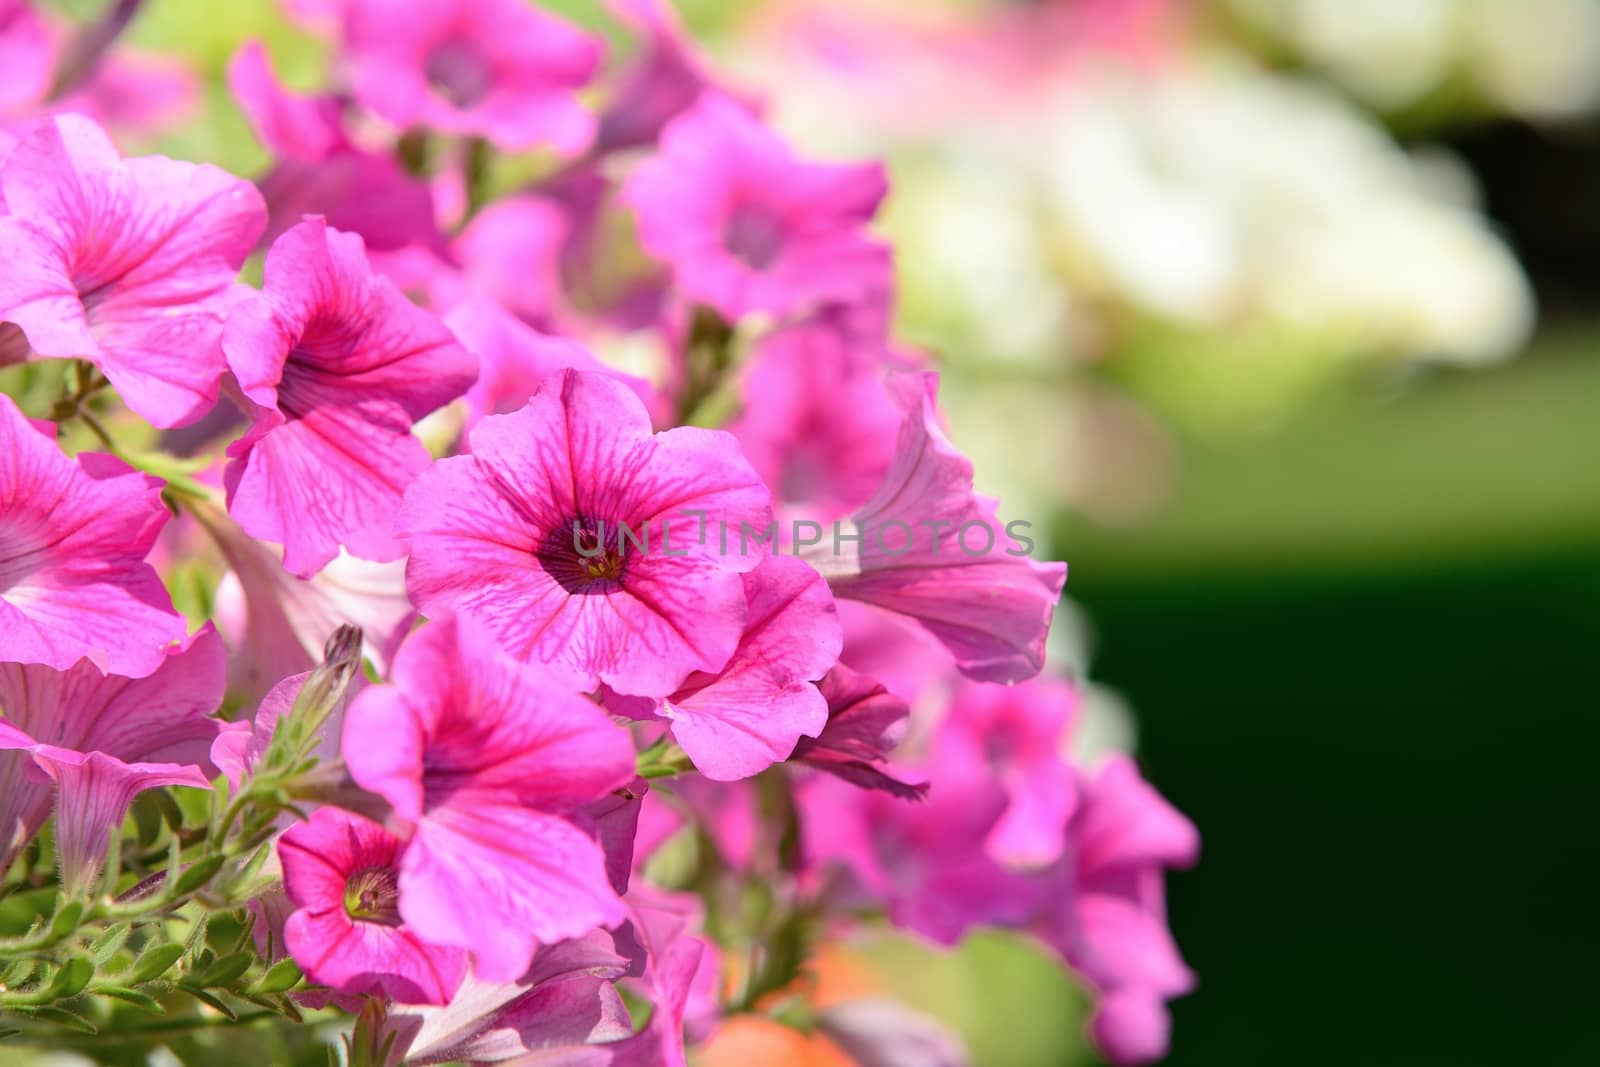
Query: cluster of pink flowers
xmin=0 ymin=1 xmax=1196 ymax=1064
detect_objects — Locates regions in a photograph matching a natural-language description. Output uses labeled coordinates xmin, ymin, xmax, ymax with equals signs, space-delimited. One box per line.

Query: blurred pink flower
xmin=790 ymin=663 xmax=926 ymax=799
xmin=0 ymin=628 xmax=225 ymax=893
xmin=222 ymin=217 xmax=476 ymax=578
xmin=0 ymin=114 xmax=265 ymax=427
xmin=279 ymin=806 xmax=467 ymax=1005
xmin=0 ymin=0 xmax=53 ymax=115
xmin=398 ymin=369 xmax=771 ymax=698
xmin=596 ymin=0 xmax=723 ymax=154
xmin=342 ymin=0 xmax=600 ymax=153
xmin=624 ymin=92 xmax=890 ymax=321
xmin=0 ymin=394 xmax=187 ymax=676
xmin=342 ymin=616 xmax=636 ymax=982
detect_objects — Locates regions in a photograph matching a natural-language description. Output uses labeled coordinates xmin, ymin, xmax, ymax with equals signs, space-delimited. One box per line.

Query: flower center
xmin=343 ymin=865 xmax=403 ymax=927
xmin=722 ymin=204 xmax=786 ymax=270
xmin=425 ymin=38 xmax=492 ymax=108
xmin=535 ymin=518 xmax=633 ymax=595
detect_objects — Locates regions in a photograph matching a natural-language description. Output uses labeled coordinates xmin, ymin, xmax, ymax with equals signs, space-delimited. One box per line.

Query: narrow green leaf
xmin=48 ymin=900 xmax=85 ymax=940
xmin=89 ymin=922 xmax=132 ymax=965
xmin=28 ymin=1005 xmax=97 ymax=1033
xmin=251 ymin=958 xmax=302 ymax=994
xmin=182 ymin=987 xmax=237 ymax=1019
xmin=44 ymin=956 xmax=94 ymax=1000
xmin=171 ymin=854 xmax=226 ymax=897
xmin=197 ymin=951 xmax=253 ymax=988
xmin=126 ymin=942 xmax=184 ymax=984
xmin=96 ymin=985 xmax=162 ymax=1013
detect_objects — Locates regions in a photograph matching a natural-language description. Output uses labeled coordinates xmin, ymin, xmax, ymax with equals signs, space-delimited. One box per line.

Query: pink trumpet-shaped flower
xmin=940 ymin=677 xmax=1080 ymax=868
xmin=596 ymin=0 xmax=723 ymax=155
xmin=222 ymin=216 xmax=477 ymax=578
xmin=0 ymin=395 xmax=187 ymax=677
xmin=608 ymin=555 xmax=841 ymax=781
xmin=342 ymin=617 xmax=637 ymax=982
xmin=0 ymin=627 xmax=226 ymax=892
xmin=803 ymin=373 xmax=1067 ymax=684
xmin=399 ymin=369 xmax=771 ymax=698
xmin=228 ymin=43 xmax=440 ymax=253
xmin=342 ymin=0 xmax=601 ymax=154
xmin=0 ymin=0 xmax=52 ymax=115
xmin=279 ymin=807 xmax=467 ymax=1005
xmin=790 ymin=664 xmax=926 ymax=800
xmin=0 ymin=114 xmax=265 ymax=427
xmin=384 ymin=931 xmax=633 ymax=1064
xmin=624 ymin=92 xmax=891 ymax=322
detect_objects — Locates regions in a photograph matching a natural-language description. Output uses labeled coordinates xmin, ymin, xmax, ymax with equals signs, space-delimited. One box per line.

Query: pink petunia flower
xmin=802 ymin=372 xmax=1067 ymax=684
xmin=0 ymin=0 xmax=53 ymax=116
xmin=222 ymin=216 xmax=477 ymax=578
xmin=0 ymin=627 xmax=226 ymax=893
xmin=341 ymin=616 xmax=637 ymax=982
xmin=0 ymin=114 xmax=266 ymax=427
xmin=341 ymin=0 xmax=601 ymax=154
xmin=730 ymin=313 xmax=903 ymax=522
xmin=0 ymin=394 xmax=188 ymax=677
xmin=596 ymin=0 xmax=724 ymax=155
xmin=789 ymin=663 xmax=926 ymax=800
xmin=279 ymin=806 xmax=467 ymax=1005
xmin=398 ymin=368 xmax=772 ymax=698
xmin=624 ymin=92 xmax=891 ymax=322
xmin=1032 ymin=756 xmax=1200 ymax=1066
xmin=939 ymin=676 xmax=1081 ymax=869
xmin=228 ymin=43 xmax=441 ymax=254
xmin=607 ymin=554 xmax=841 ymax=781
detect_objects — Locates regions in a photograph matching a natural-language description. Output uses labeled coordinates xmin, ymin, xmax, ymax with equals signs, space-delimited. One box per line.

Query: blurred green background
xmin=19 ymin=0 xmax=1600 ymax=1063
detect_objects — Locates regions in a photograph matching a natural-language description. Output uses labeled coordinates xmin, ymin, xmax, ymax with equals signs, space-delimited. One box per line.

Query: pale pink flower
xmin=342 ymin=616 xmax=637 ymax=982
xmin=0 ymin=394 xmax=187 ymax=676
xmin=279 ymin=806 xmax=467 ymax=1005
xmin=0 ymin=627 xmax=226 ymax=893
xmin=398 ymin=369 xmax=771 ymax=698
xmin=342 ymin=0 xmax=601 ymax=153
xmin=802 ymin=373 xmax=1067 ymax=684
xmin=222 ymin=216 xmax=477 ymax=578
xmin=0 ymin=114 xmax=265 ymax=427
xmin=624 ymin=92 xmax=890 ymax=321
xmin=607 ymin=555 xmax=841 ymax=781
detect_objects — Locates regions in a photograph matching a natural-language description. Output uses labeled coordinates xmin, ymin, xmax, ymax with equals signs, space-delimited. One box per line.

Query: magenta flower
xmin=384 ymin=931 xmax=633 ymax=1064
xmin=1038 ymin=757 xmax=1199 ymax=1067
xmin=596 ymin=0 xmax=723 ymax=155
xmin=608 ymin=555 xmax=840 ymax=781
xmin=804 ymin=373 xmax=1067 ymax=684
xmin=940 ymin=677 xmax=1080 ymax=868
xmin=342 ymin=616 xmax=637 ymax=982
xmin=222 ymin=216 xmax=477 ymax=578
xmin=342 ymin=0 xmax=601 ymax=154
xmin=0 ymin=114 xmax=265 ymax=428
xmin=790 ymin=664 xmax=926 ymax=800
xmin=0 ymin=0 xmax=52 ymax=115
xmin=0 ymin=628 xmax=226 ymax=893
xmin=0 ymin=394 xmax=187 ymax=677
xmin=399 ymin=369 xmax=772 ymax=698
xmin=731 ymin=315 xmax=903 ymax=521
xmin=279 ymin=806 xmax=467 ymax=1005
xmin=228 ymin=42 xmax=439 ymax=253
xmin=624 ymin=92 xmax=891 ymax=322
xmin=442 ymin=297 xmax=653 ymax=431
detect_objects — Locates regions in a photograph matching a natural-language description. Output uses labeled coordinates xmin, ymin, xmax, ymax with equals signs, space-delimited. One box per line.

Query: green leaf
xmin=89 ymin=922 xmax=132 ymax=965
xmin=48 ymin=899 xmax=85 ymax=940
xmin=126 ymin=942 xmax=185 ymax=984
xmin=28 ymin=1005 xmax=97 ymax=1033
xmin=171 ymin=853 xmax=226 ymax=897
xmin=182 ymin=987 xmax=237 ymax=1019
xmin=197 ymin=951 xmax=253 ymax=988
xmin=44 ymin=956 xmax=95 ymax=1000
xmin=96 ymin=985 xmax=163 ymax=1013
xmin=2 ymin=957 xmax=37 ymax=988
xmin=251 ymin=958 xmax=303 ymax=994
